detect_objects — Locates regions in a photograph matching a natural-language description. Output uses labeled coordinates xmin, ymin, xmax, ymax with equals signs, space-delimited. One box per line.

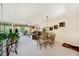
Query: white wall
xmin=48 ymin=15 xmax=79 ymax=46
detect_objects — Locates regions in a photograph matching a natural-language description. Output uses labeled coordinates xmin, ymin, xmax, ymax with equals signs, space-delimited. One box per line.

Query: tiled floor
xmin=2 ymin=35 xmax=79 ymax=56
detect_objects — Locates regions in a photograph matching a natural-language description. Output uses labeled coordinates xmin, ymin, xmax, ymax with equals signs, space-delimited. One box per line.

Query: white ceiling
xmin=0 ymin=3 xmax=79 ymax=25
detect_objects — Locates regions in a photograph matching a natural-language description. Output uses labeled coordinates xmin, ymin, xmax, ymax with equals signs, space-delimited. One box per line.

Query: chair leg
xmin=49 ymin=42 xmax=52 ymax=48
xmin=44 ymin=42 xmax=47 ymax=49
xmin=15 ymin=42 xmax=18 ymax=54
xmin=6 ymin=46 xmax=10 ymax=56
xmin=39 ymin=44 xmax=42 ymax=50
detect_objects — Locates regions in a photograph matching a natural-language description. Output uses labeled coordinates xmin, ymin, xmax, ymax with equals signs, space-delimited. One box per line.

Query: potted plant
xmin=0 ymin=33 xmax=5 ymax=45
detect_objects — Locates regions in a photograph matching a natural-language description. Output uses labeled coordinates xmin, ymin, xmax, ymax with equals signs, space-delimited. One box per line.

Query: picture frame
xmin=59 ymin=22 xmax=65 ymax=27
xmin=49 ymin=27 xmax=53 ymax=30
xmin=54 ymin=25 xmax=58 ymax=29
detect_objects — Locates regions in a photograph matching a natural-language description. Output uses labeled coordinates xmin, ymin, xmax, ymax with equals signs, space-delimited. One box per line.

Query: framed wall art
xmin=59 ymin=22 xmax=65 ymax=27
xmin=54 ymin=25 xmax=58 ymax=29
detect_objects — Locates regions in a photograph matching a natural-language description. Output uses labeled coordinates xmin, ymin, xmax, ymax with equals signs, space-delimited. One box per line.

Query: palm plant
xmin=0 ymin=33 xmax=7 ymax=56
xmin=8 ymin=32 xmax=18 ymax=43
xmin=0 ymin=33 xmax=7 ymax=44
